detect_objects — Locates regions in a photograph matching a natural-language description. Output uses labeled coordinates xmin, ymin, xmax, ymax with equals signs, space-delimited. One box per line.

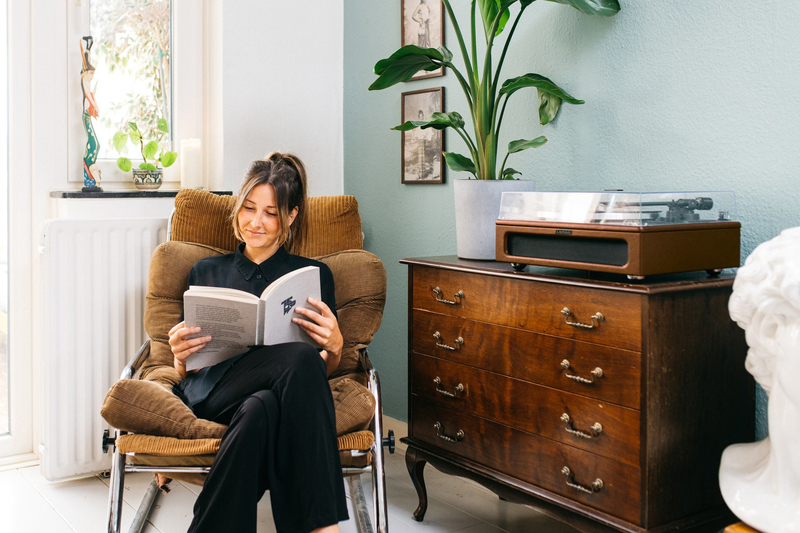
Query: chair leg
xmin=368 ymin=368 xmax=389 ymax=533
xmin=129 ymin=479 xmax=161 ymax=533
xmin=106 ymin=432 xmax=126 ymax=533
xmin=372 ymin=458 xmax=389 ymax=533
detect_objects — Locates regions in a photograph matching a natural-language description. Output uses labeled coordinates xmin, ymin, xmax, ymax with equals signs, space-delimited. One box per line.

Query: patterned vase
xmin=132 ymin=168 xmax=163 ymax=190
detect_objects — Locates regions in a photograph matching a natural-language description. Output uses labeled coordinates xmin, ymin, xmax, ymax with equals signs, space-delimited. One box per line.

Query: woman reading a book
xmin=168 ymin=152 xmax=347 ymax=533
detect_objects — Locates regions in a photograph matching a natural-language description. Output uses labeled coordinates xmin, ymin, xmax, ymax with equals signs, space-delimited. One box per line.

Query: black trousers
xmin=186 ymin=343 xmax=349 ymax=533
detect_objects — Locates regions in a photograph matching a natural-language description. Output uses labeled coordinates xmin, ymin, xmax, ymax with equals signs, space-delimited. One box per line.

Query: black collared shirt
xmin=174 ymin=243 xmax=336 ymax=409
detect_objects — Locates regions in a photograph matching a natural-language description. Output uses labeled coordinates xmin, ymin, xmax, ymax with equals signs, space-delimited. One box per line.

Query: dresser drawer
xmin=411 ymin=396 xmax=642 ymax=524
xmin=411 ymin=309 xmax=641 ymax=409
xmin=411 ymin=266 xmax=642 ymax=351
xmin=411 ymin=353 xmax=641 ymax=466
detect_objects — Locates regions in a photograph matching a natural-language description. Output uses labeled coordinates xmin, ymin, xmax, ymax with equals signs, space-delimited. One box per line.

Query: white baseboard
xmin=0 ymin=453 xmax=39 ymax=471
xmin=381 ymin=414 xmax=408 ymax=454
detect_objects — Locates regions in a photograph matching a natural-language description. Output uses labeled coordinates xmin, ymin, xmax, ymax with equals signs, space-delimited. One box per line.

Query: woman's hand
xmin=293 ymin=297 xmax=343 ymax=376
xmin=168 ymin=321 xmax=211 ymax=378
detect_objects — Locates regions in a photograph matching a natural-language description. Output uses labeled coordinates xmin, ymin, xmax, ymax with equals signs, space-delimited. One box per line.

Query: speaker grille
xmin=507 ymin=233 xmax=629 ymax=266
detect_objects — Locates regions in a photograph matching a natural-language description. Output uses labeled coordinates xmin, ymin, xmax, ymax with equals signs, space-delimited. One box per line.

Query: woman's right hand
xmin=169 ymin=321 xmax=211 ymax=378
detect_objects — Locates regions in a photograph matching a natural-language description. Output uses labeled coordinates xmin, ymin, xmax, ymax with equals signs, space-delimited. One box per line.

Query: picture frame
xmin=402 ymin=0 xmax=445 ymax=80
xmin=401 ymin=87 xmax=444 ymax=184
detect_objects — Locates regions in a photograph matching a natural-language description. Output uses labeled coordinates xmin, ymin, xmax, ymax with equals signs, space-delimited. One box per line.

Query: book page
xmin=258 ymin=265 xmax=321 ymax=346
xmin=183 ymin=293 xmax=259 ymax=371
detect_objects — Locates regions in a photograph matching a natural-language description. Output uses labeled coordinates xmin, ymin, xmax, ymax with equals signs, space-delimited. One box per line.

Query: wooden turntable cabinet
xmin=495 ymin=192 xmax=741 ymax=278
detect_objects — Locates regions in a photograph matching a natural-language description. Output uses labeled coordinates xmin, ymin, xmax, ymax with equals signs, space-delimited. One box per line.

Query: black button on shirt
xmin=174 ymin=243 xmax=337 ymax=409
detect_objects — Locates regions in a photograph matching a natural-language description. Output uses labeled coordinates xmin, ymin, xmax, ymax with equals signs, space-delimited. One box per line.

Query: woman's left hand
xmin=293 ymin=297 xmax=343 ymax=375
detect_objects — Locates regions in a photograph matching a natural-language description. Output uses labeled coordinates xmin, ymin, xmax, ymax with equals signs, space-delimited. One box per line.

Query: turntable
xmin=495 ymin=191 xmax=741 ymax=278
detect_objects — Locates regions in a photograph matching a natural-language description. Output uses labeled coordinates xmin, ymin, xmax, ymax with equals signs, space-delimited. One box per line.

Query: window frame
xmin=0 ymin=0 xmax=34 ymax=464
xmin=67 ymin=0 xmax=212 ymax=188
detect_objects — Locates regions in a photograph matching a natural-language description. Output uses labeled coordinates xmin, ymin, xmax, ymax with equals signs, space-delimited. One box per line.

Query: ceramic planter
xmin=453 ymin=179 xmax=536 ymax=260
xmin=132 ymin=168 xmax=163 ymax=190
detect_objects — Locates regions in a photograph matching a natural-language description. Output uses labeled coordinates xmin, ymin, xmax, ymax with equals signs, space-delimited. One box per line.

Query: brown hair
xmin=231 ymin=152 xmax=308 ymax=251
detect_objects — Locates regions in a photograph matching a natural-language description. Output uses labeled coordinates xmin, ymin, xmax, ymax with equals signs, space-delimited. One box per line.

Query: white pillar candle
xmin=180 ymin=138 xmax=204 ymax=189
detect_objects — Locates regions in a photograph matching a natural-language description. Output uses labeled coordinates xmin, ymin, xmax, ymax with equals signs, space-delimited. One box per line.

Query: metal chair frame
xmin=104 ymin=210 xmax=392 ymax=532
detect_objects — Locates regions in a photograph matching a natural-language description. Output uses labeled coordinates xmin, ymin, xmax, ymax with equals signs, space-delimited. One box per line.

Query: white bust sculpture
xmin=720 ymin=227 xmax=800 ymax=533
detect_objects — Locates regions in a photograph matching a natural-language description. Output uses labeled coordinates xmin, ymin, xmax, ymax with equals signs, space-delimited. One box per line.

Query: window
xmin=88 ymin=0 xmax=172 ymax=162
xmin=68 ymin=0 xmax=221 ymax=187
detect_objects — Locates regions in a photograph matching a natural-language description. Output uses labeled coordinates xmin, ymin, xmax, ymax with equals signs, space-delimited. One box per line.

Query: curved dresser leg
xmin=405 ymin=447 xmax=428 ymax=521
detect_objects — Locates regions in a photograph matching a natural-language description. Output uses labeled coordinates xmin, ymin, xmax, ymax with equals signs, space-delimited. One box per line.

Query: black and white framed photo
xmin=402 ymin=0 xmax=445 ymax=80
xmin=401 ymin=87 xmax=444 ymax=184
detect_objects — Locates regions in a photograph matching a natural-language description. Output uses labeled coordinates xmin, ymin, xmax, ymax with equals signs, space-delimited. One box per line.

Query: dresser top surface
xmin=401 ymin=255 xmax=736 ymax=294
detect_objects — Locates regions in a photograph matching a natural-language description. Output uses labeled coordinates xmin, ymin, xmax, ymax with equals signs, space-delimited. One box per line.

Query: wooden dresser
xmin=400 ymin=256 xmax=754 ymax=533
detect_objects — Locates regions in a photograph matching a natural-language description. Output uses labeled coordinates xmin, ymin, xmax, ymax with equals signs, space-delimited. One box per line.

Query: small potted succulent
xmin=113 ymin=118 xmax=177 ymax=190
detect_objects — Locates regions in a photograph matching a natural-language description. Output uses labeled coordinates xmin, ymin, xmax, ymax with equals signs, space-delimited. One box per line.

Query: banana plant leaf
xmin=508 ymin=136 xmax=547 ymax=153
xmin=544 ymin=0 xmax=620 ymax=17
xmin=369 ymin=46 xmax=452 ymax=91
xmin=443 ymin=152 xmax=477 ymax=175
xmin=392 ymin=111 xmax=465 ymax=131
xmin=478 ymin=0 xmax=510 ymax=40
xmin=500 ymin=73 xmax=584 ymax=124
xmin=502 ymin=167 xmax=522 ymax=179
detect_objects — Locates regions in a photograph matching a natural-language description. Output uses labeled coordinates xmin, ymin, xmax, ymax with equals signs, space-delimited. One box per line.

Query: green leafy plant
xmin=113 ymin=118 xmax=177 ymax=172
xmin=369 ymin=0 xmax=620 ymax=180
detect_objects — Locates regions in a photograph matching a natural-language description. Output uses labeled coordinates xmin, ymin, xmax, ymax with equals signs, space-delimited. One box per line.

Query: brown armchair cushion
xmin=101 ymin=380 xmax=228 ymax=440
xmin=102 ymin=372 xmax=374 ymax=438
xmin=105 ymin=192 xmax=384 ymax=447
xmin=319 ymin=249 xmax=387 ymax=379
xmin=106 ymin=242 xmax=384 ymax=441
xmin=138 ymin=241 xmax=227 ymax=385
xmin=169 ymin=189 xmax=364 ymax=258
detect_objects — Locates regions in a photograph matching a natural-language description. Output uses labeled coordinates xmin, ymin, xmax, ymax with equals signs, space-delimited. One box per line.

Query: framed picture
xmin=402 ymin=0 xmax=445 ymax=80
xmin=401 ymin=87 xmax=444 ymax=184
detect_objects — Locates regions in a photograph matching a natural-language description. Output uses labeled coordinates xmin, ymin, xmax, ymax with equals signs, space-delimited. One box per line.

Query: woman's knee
xmin=286 ymin=342 xmax=326 ymax=374
xmin=233 ymin=390 xmax=280 ymax=427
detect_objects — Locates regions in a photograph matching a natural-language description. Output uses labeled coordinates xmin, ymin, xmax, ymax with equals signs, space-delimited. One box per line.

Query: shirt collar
xmin=234 ymin=242 xmax=288 ymax=281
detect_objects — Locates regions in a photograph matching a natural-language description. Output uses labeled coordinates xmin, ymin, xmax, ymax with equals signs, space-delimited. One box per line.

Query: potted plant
xmin=370 ymin=0 xmax=621 ymax=259
xmin=113 ymin=118 xmax=178 ymax=190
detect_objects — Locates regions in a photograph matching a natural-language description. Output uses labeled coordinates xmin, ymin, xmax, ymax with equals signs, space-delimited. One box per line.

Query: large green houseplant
xmin=369 ymin=0 xmax=620 ymax=259
xmin=370 ymin=0 xmax=620 ymax=181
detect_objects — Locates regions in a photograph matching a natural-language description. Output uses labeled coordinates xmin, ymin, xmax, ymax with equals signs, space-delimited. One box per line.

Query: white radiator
xmin=40 ymin=218 xmax=168 ymax=481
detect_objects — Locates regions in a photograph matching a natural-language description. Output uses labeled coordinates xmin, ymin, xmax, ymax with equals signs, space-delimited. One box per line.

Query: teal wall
xmin=344 ymin=0 xmax=800 ymax=435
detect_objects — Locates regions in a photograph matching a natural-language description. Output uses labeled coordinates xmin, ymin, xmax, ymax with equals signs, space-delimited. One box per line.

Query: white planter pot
xmin=453 ymin=179 xmax=536 ymax=260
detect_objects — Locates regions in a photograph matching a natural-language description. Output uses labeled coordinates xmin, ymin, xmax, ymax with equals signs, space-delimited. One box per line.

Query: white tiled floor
xmin=0 ymin=449 xmax=580 ymax=533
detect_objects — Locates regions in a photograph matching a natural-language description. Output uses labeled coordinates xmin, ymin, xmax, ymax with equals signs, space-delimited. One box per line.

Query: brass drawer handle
xmin=561 ymin=466 xmax=603 ymax=494
xmin=434 ymin=422 xmax=464 ymax=443
xmin=433 ymin=376 xmax=464 ymax=398
xmin=561 ymin=359 xmax=603 ymax=384
xmin=433 ymin=287 xmax=465 ymax=305
xmin=433 ymin=331 xmax=464 ymax=351
xmin=560 ymin=413 xmax=603 ymax=439
xmin=561 ymin=307 xmax=604 ymax=329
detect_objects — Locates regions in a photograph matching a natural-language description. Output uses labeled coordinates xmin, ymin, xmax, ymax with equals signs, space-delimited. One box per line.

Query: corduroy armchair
xmin=100 ymin=189 xmax=392 ymax=533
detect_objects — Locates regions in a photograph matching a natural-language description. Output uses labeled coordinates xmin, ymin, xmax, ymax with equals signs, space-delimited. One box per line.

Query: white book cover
xmin=183 ymin=265 xmax=321 ymax=370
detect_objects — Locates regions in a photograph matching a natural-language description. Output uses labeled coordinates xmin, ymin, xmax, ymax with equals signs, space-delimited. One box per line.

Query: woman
xmin=169 ymin=153 xmax=348 ymax=533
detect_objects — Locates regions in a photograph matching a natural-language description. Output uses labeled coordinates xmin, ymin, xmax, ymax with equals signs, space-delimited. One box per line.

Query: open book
xmin=183 ymin=265 xmax=321 ymax=371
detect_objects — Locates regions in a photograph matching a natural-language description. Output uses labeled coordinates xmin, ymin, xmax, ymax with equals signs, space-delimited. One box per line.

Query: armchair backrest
xmin=138 ymin=190 xmax=386 ymax=387
xmin=170 ymin=189 xmax=364 ymax=256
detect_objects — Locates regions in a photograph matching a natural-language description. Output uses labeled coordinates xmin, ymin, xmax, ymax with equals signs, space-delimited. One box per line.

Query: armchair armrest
xmin=120 ymin=340 xmax=151 ymax=381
